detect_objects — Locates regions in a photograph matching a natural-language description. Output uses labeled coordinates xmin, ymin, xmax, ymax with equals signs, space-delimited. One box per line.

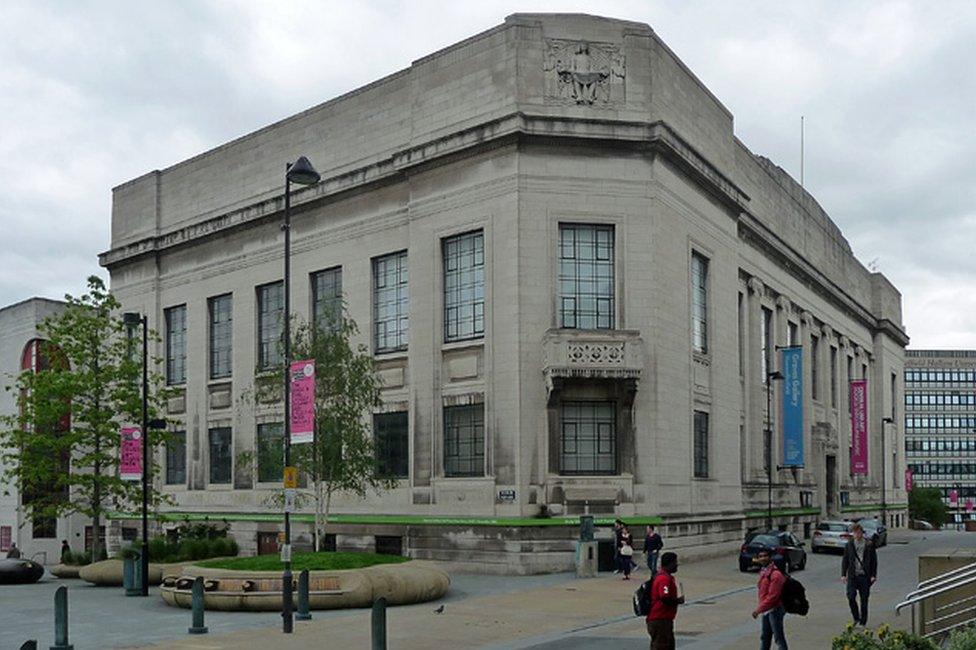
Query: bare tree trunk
xmin=322 ymin=488 xmax=333 ymax=552
xmin=314 ymin=478 xmax=322 ymax=552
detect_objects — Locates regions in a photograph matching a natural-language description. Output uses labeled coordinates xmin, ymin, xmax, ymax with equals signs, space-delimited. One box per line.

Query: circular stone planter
xmin=79 ymin=559 xmax=196 ymax=586
xmin=50 ymin=564 xmax=83 ymax=579
xmin=159 ymin=560 xmax=450 ymax=611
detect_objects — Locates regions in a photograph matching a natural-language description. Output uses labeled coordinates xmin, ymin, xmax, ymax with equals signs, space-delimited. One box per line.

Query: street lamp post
xmin=881 ymin=417 xmax=893 ymax=527
xmin=122 ymin=311 xmax=167 ymax=597
xmin=280 ymin=156 xmax=320 ymax=634
xmin=766 ymin=370 xmax=785 ymax=531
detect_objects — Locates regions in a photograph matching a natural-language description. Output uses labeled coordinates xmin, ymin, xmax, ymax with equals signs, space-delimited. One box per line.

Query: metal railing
xmin=896 ymin=560 xmax=976 ymax=639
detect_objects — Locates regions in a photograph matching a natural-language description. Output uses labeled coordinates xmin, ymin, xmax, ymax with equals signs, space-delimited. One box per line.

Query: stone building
xmin=904 ymin=350 xmax=976 ymax=528
xmin=0 ymin=297 xmax=74 ymax=562
xmin=99 ymin=13 xmax=909 ymax=572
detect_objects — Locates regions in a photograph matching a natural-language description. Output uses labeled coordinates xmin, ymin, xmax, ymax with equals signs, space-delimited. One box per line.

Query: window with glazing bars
xmin=256 ymin=422 xmax=283 ymax=483
xmin=560 ymin=401 xmax=616 ymax=475
xmin=443 ymin=404 xmax=484 ymax=477
xmin=373 ymin=251 xmax=409 ymax=353
xmin=761 ymin=307 xmax=772 ymax=383
xmin=166 ymin=431 xmax=186 ymax=485
xmin=374 ymin=412 xmax=409 ymax=478
xmin=257 ymin=282 xmax=283 ymax=370
xmin=558 ymin=224 xmax=614 ymax=329
xmin=811 ymin=335 xmax=820 ymax=400
xmin=312 ymin=267 xmax=342 ymax=333
xmin=165 ymin=305 xmax=186 ymax=385
xmin=830 ymin=346 xmax=838 ymax=407
xmin=693 ymin=411 xmax=709 ymax=478
xmin=208 ymin=427 xmax=232 ymax=484
xmin=209 ymin=294 xmax=232 ymax=379
xmin=443 ymin=231 xmax=484 ymax=342
xmin=691 ymin=252 xmax=709 ymax=353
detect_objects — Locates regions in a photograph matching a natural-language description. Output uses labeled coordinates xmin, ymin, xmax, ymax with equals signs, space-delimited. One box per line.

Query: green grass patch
xmin=195 ymin=551 xmax=410 ymax=572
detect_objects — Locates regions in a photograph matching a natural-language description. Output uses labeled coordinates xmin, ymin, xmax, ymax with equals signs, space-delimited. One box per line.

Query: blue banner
xmin=781 ymin=346 xmax=804 ymax=467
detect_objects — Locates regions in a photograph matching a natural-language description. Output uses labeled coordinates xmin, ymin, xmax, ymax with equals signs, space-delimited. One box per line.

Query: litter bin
xmin=597 ymin=539 xmax=616 ymax=572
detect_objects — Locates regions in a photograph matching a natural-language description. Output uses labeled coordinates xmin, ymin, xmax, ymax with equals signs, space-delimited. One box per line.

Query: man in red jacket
xmin=646 ymin=552 xmax=685 ymax=650
xmin=752 ymin=548 xmax=788 ymax=650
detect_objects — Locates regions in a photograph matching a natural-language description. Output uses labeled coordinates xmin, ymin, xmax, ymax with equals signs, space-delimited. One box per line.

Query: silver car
xmin=811 ymin=521 xmax=853 ymax=554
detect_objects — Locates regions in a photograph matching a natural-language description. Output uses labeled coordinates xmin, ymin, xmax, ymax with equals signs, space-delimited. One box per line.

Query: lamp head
xmin=286 ymin=156 xmax=320 ymax=185
xmin=122 ymin=312 xmax=142 ymax=327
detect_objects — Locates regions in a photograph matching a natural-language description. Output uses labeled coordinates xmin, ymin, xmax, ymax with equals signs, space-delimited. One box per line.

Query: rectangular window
xmin=373 ymin=251 xmax=409 ymax=353
xmin=830 ymin=346 xmax=838 ymax=408
xmin=558 ymin=224 xmax=614 ymax=329
xmin=208 ymin=294 xmax=232 ymax=379
xmin=560 ymin=401 xmax=616 ymax=475
xmin=811 ymin=335 xmax=820 ymax=400
xmin=256 ymin=423 xmax=284 ymax=483
xmin=443 ymin=404 xmax=484 ymax=477
xmin=891 ymin=372 xmax=897 ymax=420
xmin=693 ymin=410 xmax=709 ymax=478
xmin=165 ymin=305 xmax=187 ymax=385
xmin=764 ymin=429 xmax=772 ymax=475
xmin=737 ymin=293 xmax=745 ymax=376
xmin=761 ymin=307 xmax=773 ymax=383
xmin=374 ymin=411 xmax=409 ymax=478
xmin=443 ymin=231 xmax=486 ymax=342
xmin=788 ymin=322 xmax=799 ymax=347
xmin=691 ymin=252 xmax=709 ymax=354
xmin=0 ymin=526 xmax=10 ymax=552
xmin=166 ymin=431 xmax=186 ymax=485
xmin=311 ymin=267 xmax=343 ymax=333
xmin=257 ymin=282 xmax=284 ymax=371
xmin=208 ymin=427 xmax=232 ymax=484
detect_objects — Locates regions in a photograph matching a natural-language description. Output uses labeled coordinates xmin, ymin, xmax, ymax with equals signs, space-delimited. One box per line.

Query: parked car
xmin=911 ymin=519 xmax=935 ymax=531
xmin=811 ymin=521 xmax=853 ymax=554
xmin=739 ymin=530 xmax=807 ymax=572
xmin=856 ymin=517 xmax=888 ymax=547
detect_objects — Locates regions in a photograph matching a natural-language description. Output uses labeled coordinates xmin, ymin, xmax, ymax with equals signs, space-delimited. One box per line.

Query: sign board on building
xmin=290 ymin=360 xmax=315 ymax=444
xmin=850 ymin=380 xmax=869 ymax=475
xmin=781 ymin=346 xmax=804 ymax=467
xmin=120 ymin=426 xmax=142 ymax=481
xmin=498 ymin=489 xmax=516 ymax=502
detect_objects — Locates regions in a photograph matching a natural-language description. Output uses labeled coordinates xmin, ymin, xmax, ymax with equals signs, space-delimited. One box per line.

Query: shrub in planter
xmin=832 ymin=624 xmax=937 ymax=650
xmin=946 ymin=625 xmax=976 ymax=650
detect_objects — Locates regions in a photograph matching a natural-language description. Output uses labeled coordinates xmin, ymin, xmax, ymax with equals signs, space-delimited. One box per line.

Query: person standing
xmin=619 ymin=524 xmax=635 ymax=580
xmin=752 ymin=548 xmax=788 ymax=650
xmin=646 ymin=552 xmax=684 ymax=650
xmin=6 ymin=542 xmax=21 ymax=559
xmin=842 ymin=522 xmax=878 ymax=626
xmin=61 ymin=540 xmax=71 ymax=563
xmin=613 ymin=519 xmax=624 ymax=574
xmin=645 ymin=525 xmax=663 ymax=576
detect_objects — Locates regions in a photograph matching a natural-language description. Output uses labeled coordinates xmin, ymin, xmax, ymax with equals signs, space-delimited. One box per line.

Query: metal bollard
xmin=296 ymin=569 xmax=312 ymax=621
xmin=188 ymin=577 xmax=208 ymax=635
xmin=123 ymin=553 xmax=142 ymax=596
xmin=371 ymin=597 xmax=387 ymax=650
xmin=51 ymin=585 xmax=73 ymax=650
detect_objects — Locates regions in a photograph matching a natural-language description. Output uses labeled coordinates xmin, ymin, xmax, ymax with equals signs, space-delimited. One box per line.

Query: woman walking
xmin=618 ymin=524 xmax=635 ymax=580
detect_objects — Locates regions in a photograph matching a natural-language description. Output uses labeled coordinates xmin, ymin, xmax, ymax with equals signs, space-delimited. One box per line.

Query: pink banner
xmin=905 ymin=468 xmax=913 ymax=492
xmin=951 ymin=489 xmax=959 ymax=505
xmin=120 ymin=426 xmax=142 ymax=481
xmin=850 ymin=380 xmax=869 ymax=475
xmin=967 ymin=500 xmax=973 ymax=513
xmin=290 ymin=360 xmax=315 ymax=444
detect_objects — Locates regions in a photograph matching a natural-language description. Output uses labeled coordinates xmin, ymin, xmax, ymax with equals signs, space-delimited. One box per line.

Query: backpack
xmin=781 ymin=576 xmax=809 ymax=616
xmin=633 ymin=578 xmax=653 ymax=616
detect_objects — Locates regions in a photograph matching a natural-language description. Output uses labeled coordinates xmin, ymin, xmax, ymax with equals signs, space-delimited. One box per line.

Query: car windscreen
xmin=859 ymin=520 xmax=879 ymax=530
xmin=750 ymin=535 xmax=779 ymax=547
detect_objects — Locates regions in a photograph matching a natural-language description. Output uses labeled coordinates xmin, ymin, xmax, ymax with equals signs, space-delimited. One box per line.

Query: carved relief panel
xmin=543 ymin=39 xmax=625 ymax=107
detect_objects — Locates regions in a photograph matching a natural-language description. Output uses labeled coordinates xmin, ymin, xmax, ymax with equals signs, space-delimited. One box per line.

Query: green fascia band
xmin=743 ymin=508 xmax=822 ymax=519
xmin=841 ymin=503 xmax=908 ymax=513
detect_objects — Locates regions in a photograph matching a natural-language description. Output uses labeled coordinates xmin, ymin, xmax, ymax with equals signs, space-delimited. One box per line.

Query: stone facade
xmin=99 ymin=14 xmax=909 ymax=572
xmin=904 ymin=350 xmax=976 ymax=528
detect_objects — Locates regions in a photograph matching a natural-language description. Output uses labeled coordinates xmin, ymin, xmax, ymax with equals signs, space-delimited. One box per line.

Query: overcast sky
xmin=0 ymin=1 xmax=973 ymax=348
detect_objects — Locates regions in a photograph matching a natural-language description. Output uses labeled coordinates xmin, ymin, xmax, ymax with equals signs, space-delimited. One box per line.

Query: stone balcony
xmin=542 ymin=328 xmax=644 ymax=393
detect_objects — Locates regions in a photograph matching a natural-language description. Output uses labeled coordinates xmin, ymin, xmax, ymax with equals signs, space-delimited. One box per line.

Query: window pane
xmin=312 ymin=267 xmax=343 ymax=333
xmin=257 ymin=282 xmax=284 ymax=370
xmin=373 ymin=251 xmax=409 ymax=353
xmin=560 ymin=401 xmax=617 ymax=475
xmin=257 ymin=423 xmax=284 ymax=483
xmin=443 ymin=404 xmax=484 ymax=477
xmin=691 ymin=253 xmax=708 ymax=353
xmin=166 ymin=431 xmax=186 ymax=485
xmin=209 ymin=294 xmax=233 ymax=379
xmin=208 ymin=427 xmax=232 ymax=484
xmin=558 ymin=225 xmax=614 ymax=330
xmin=694 ymin=410 xmax=709 ymax=478
xmin=443 ymin=231 xmax=485 ymax=342
xmin=165 ymin=305 xmax=187 ymax=385
xmin=375 ymin=412 xmax=409 ymax=478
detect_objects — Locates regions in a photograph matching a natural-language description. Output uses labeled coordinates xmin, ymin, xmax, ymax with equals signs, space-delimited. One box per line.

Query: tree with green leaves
xmin=909 ymin=486 xmax=947 ymax=529
xmin=250 ymin=307 xmax=392 ymax=551
xmin=0 ymin=276 xmax=169 ymax=560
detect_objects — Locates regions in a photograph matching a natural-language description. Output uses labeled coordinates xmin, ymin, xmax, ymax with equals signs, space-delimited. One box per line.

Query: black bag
xmin=781 ymin=576 xmax=809 ymax=616
xmin=633 ymin=578 xmax=653 ymax=616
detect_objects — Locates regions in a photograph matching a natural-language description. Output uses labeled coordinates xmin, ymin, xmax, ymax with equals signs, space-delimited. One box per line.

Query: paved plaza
xmin=2 ymin=529 xmax=967 ymax=649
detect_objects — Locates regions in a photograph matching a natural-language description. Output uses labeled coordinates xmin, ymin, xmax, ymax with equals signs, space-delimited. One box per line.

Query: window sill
xmin=691 ymin=476 xmax=717 ymax=482
xmin=374 ymin=350 xmax=408 ymax=362
xmin=441 ymin=339 xmax=484 ymax=352
xmin=205 ymin=483 xmax=234 ymax=490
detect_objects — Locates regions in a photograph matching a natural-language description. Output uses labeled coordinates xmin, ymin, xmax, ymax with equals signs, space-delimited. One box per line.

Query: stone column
xmin=746 ymin=277 xmax=766 ymax=482
xmin=838 ymin=335 xmax=852 ymax=480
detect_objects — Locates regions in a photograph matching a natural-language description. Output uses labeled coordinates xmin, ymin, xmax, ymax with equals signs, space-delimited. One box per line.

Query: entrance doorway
xmin=257 ymin=532 xmax=279 ymax=555
xmin=826 ymin=455 xmax=837 ymax=514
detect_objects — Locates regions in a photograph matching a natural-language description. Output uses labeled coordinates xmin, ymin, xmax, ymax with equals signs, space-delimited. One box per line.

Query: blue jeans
xmin=647 ymin=550 xmax=659 ymax=575
xmin=760 ymin=606 xmax=788 ymax=650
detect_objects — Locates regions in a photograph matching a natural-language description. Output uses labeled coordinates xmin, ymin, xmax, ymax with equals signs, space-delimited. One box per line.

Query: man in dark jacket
xmin=842 ymin=522 xmax=878 ymax=626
